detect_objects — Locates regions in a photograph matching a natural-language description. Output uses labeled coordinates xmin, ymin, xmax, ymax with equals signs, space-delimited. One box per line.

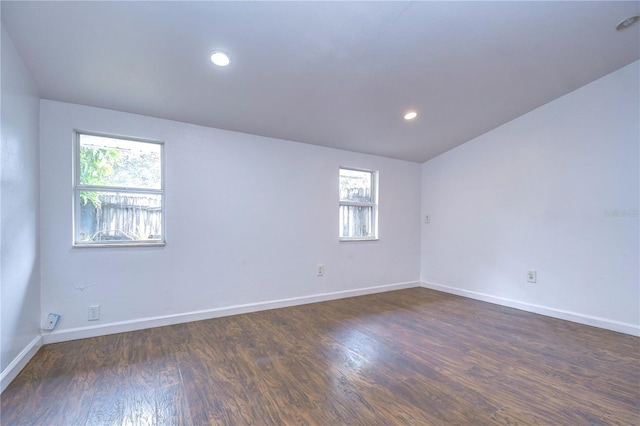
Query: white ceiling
xmin=2 ymin=1 xmax=639 ymax=163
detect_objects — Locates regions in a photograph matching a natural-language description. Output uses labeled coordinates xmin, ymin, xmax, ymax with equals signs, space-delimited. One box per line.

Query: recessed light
xmin=210 ymin=51 xmax=231 ymax=67
xmin=616 ymin=15 xmax=639 ymax=31
xmin=404 ymin=111 xmax=418 ymax=120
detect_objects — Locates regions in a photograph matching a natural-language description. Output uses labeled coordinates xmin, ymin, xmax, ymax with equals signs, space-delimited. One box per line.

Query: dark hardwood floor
xmin=1 ymin=288 xmax=638 ymax=425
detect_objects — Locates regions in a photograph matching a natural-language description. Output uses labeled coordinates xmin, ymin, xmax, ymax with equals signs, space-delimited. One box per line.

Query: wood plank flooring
xmin=1 ymin=288 xmax=639 ymax=425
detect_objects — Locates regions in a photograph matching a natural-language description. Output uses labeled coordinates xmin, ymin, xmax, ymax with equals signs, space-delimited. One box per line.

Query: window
xmin=73 ymin=131 xmax=165 ymax=246
xmin=339 ymin=167 xmax=378 ymax=240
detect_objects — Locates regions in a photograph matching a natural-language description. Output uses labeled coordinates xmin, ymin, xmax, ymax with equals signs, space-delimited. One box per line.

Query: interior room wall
xmin=1 ymin=26 xmax=42 ymax=391
xmin=39 ymin=100 xmax=422 ymax=342
xmin=420 ymin=61 xmax=639 ymax=335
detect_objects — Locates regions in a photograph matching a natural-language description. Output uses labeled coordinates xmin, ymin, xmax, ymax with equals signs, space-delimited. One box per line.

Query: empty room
xmin=1 ymin=1 xmax=638 ymax=425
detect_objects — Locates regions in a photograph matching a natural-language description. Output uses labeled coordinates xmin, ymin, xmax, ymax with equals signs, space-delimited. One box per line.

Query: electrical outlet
xmin=88 ymin=305 xmax=100 ymax=321
xmin=527 ymin=270 xmax=537 ymax=283
xmin=43 ymin=313 xmax=60 ymax=330
xmin=317 ymin=264 xmax=324 ymax=276
xmin=424 ymin=214 xmax=430 ymax=223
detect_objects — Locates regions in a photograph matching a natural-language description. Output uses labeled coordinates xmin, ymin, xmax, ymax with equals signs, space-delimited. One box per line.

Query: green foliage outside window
xmin=79 ymin=142 xmax=161 ymax=207
xmin=79 ymin=146 xmax=120 ymax=207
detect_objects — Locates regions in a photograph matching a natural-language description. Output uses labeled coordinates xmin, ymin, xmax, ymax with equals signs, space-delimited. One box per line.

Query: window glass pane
xmin=339 ymin=169 xmax=372 ymax=203
xmin=77 ymin=191 xmax=162 ymax=242
xmin=79 ymin=134 xmax=161 ymax=189
xmin=339 ymin=205 xmax=373 ymax=238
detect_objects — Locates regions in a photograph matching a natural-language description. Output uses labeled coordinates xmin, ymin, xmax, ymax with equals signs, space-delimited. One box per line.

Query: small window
xmin=73 ymin=131 xmax=165 ymax=246
xmin=339 ymin=167 xmax=378 ymax=241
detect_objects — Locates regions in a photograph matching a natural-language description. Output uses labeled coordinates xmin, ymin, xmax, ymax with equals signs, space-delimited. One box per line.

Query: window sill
xmin=339 ymin=238 xmax=379 ymax=242
xmin=73 ymin=241 xmax=166 ymax=248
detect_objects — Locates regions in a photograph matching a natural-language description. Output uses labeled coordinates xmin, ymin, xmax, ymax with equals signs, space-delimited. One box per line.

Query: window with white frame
xmin=73 ymin=131 xmax=165 ymax=246
xmin=339 ymin=167 xmax=378 ymax=240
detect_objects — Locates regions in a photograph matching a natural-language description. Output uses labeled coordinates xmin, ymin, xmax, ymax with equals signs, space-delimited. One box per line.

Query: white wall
xmin=421 ymin=61 xmax=639 ymax=335
xmin=1 ymin=26 xmax=42 ymax=391
xmin=39 ymin=100 xmax=421 ymax=341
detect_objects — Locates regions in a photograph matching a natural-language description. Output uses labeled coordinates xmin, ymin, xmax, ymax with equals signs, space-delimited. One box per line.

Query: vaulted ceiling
xmin=2 ymin=1 xmax=639 ymax=162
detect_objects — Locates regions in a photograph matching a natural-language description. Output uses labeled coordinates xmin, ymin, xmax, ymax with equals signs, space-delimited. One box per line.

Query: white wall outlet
xmin=317 ymin=264 xmax=324 ymax=276
xmin=88 ymin=305 xmax=100 ymax=321
xmin=43 ymin=313 xmax=60 ymax=330
xmin=424 ymin=214 xmax=431 ymax=223
xmin=527 ymin=270 xmax=537 ymax=283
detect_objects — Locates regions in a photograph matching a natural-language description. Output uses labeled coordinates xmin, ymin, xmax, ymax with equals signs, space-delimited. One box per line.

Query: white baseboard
xmin=43 ymin=281 xmax=420 ymax=344
xmin=421 ymin=281 xmax=640 ymax=337
xmin=1 ymin=335 xmax=42 ymax=393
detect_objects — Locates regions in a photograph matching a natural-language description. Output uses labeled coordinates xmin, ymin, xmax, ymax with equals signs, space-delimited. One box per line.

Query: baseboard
xmin=43 ymin=281 xmax=420 ymax=344
xmin=421 ymin=281 xmax=640 ymax=337
xmin=1 ymin=335 xmax=42 ymax=393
